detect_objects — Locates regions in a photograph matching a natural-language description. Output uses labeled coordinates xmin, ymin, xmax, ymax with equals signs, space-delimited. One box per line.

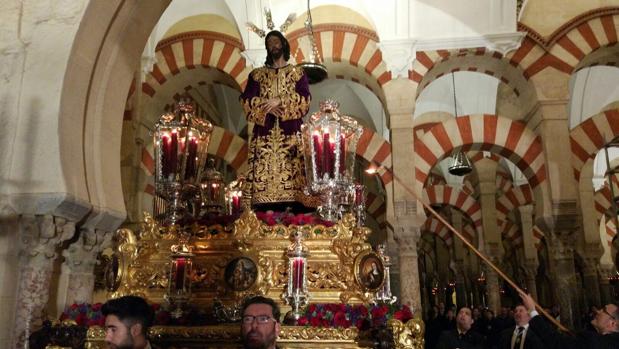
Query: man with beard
xmin=520 ymin=292 xmax=619 ymax=349
xmin=240 ymin=30 xmax=313 ymax=212
xmin=102 ymin=296 xmax=154 ymax=349
xmin=241 ymin=296 xmax=281 ymax=349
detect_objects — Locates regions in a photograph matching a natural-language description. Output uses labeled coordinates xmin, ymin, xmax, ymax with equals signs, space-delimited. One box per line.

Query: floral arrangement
xmin=255 ymin=211 xmax=334 ymax=227
xmin=296 ymin=303 xmax=413 ymax=330
xmin=59 ymin=303 xmax=105 ymax=327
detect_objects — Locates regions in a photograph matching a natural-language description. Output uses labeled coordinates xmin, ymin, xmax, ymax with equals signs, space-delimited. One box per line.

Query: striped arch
xmin=366 ymin=191 xmax=387 ymax=229
xmin=412 ymin=48 xmax=535 ymax=109
xmin=286 ymin=24 xmax=391 ymax=104
xmin=423 ymin=185 xmax=481 ymax=239
xmin=503 ymin=221 xmax=523 ymax=249
xmin=423 ymin=216 xmax=453 ymax=246
xmin=496 ymin=184 xmax=534 ymax=230
xmin=496 ymin=172 xmax=514 ymax=194
xmin=507 ymin=8 xmax=619 ymax=79
xmin=604 ymin=219 xmax=617 ymax=247
xmin=415 ymin=114 xmax=547 ymax=190
xmin=593 ymin=173 xmax=619 ymax=224
xmin=356 ymin=127 xmax=393 ymax=187
xmin=570 ymin=108 xmax=619 ymax=180
xmin=142 ymin=31 xmax=252 ymax=98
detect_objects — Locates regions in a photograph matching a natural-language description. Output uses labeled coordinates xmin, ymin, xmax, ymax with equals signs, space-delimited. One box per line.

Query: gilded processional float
xmin=82 ymin=99 xmax=424 ymax=349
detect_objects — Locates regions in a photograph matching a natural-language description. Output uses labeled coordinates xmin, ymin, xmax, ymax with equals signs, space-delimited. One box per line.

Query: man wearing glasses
xmin=241 ymin=296 xmax=281 ymax=349
xmin=520 ymin=292 xmax=619 ymax=348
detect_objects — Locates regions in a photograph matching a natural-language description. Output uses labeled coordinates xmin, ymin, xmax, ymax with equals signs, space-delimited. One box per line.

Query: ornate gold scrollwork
xmin=387 ymin=318 xmax=425 ymax=349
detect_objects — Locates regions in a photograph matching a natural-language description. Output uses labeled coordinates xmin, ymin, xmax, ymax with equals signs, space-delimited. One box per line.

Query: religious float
xmin=35 ymin=99 xmax=424 ymax=349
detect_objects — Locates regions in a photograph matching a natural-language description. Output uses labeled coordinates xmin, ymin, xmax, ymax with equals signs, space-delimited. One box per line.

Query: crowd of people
xmin=424 ymin=293 xmax=619 ymax=349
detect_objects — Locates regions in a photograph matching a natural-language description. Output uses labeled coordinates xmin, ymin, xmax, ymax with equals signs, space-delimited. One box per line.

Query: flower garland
xmin=297 ymin=303 xmax=413 ymax=329
xmin=59 ymin=303 xmax=105 ymax=327
xmin=255 ymin=211 xmax=334 ymax=227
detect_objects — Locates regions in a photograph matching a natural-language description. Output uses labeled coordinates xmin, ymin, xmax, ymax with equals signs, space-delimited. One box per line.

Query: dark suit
xmin=435 ymin=329 xmax=484 ymax=349
xmin=496 ymin=325 xmax=544 ymax=349
xmin=528 ymin=314 xmax=619 ymax=349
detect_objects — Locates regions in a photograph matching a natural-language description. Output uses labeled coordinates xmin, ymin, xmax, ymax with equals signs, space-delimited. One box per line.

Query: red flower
xmin=394 ymin=306 xmax=413 ymax=322
xmin=356 ymin=318 xmax=370 ymax=331
xmin=87 ymin=319 xmax=99 ymax=327
xmin=155 ymin=311 xmax=171 ymax=325
xmin=75 ymin=313 xmax=87 ymax=326
xmin=91 ymin=303 xmax=102 ymax=312
xmin=356 ymin=305 xmax=368 ymax=317
xmin=297 ymin=316 xmax=309 ymax=326
xmin=70 ymin=303 xmax=78 ymax=310
xmin=310 ymin=316 xmax=322 ymax=327
xmin=333 ymin=311 xmax=350 ymax=328
xmin=308 ymin=304 xmax=317 ymax=314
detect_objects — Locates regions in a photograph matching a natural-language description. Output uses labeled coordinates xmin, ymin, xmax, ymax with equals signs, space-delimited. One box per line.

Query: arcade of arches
xmin=2 ymin=0 xmax=619 ymax=347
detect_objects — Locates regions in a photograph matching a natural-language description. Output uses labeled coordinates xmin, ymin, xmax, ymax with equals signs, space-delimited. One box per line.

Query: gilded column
xmin=12 ymin=215 xmax=75 ymax=348
xmin=62 ymin=228 xmax=112 ymax=305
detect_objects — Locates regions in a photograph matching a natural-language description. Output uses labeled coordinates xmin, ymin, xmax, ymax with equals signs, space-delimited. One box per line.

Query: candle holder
xmin=301 ymin=99 xmax=363 ymax=221
xmin=225 ymin=177 xmax=244 ymax=216
xmin=153 ymin=98 xmax=213 ymax=225
xmin=374 ymin=244 xmax=397 ymax=304
xmin=353 ymin=184 xmax=366 ymax=227
xmin=283 ymin=230 xmax=310 ymax=324
xmin=165 ymin=231 xmax=194 ymax=318
xmin=200 ymin=158 xmax=225 ymax=215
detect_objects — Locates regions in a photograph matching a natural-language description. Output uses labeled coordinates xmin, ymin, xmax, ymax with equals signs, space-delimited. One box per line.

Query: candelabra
xmin=284 ymin=230 xmax=310 ymax=324
xmin=353 ymin=184 xmax=366 ymax=227
xmin=165 ymin=232 xmax=194 ymax=318
xmin=153 ymin=99 xmax=213 ymax=225
xmin=374 ymin=244 xmax=397 ymax=304
xmin=200 ymin=158 xmax=225 ymax=215
xmin=224 ymin=177 xmax=244 ymax=215
xmin=301 ymin=99 xmax=363 ymax=221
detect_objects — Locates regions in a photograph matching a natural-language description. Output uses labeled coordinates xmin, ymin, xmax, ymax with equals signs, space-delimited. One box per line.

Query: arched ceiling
xmin=569 ymin=66 xmax=619 ymax=129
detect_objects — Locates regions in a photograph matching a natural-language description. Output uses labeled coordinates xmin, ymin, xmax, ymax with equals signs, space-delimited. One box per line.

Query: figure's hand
xmin=271 ymin=106 xmax=284 ymax=118
xmin=519 ymin=291 xmax=536 ymax=312
xmin=265 ymin=98 xmax=282 ymax=114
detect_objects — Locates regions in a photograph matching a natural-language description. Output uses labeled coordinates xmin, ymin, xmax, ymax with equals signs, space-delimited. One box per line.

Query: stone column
xmin=62 ymin=228 xmax=112 ymax=305
xmin=523 ymin=261 xmax=539 ymax=300
xmin=12 ymin=215 xmax=75 ymax=348
xmin=548 ymin=231 xmax=578 ymax=327
xmin=451 ymin=210 xmax=467 ymax=307
xmin=581 ymin=258 xmax=602 ymax=309
xmin=392 ymin=203 xmax=424 ymax=314
xmin=484 ymin=258 xmax=501 ymax=314
xmin=598 ymin=265 xmax=613 ymax=305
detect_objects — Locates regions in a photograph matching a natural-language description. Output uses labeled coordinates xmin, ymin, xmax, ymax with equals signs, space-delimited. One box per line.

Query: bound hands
xmin=265 ymin=98 xmax=284 ymax=118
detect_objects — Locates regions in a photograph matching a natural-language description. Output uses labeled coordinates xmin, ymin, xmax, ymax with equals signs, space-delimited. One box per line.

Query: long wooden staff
xmin=368 ymin=165 xmax=571 ymax=333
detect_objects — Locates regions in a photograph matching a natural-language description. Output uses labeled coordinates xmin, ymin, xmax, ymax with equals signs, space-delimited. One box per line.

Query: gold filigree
xmin=306 ymin=262 xmax=349 ymax=290
xmin=233 ymin=210 xmax=262 ymax=250
xmin=387 ymin=318 xmax=425 ymax=349
xmin=279 ymin=326 xmax=359 ymax=340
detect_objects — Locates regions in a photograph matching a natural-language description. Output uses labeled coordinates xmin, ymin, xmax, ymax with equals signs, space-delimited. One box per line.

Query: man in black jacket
xmin=436 ymin=306 xmax=484 ymax=349
xmin=496 ymin=304 xmax=543 ymax=349
xmin=520 ymin=292 xmax=619 ymax=349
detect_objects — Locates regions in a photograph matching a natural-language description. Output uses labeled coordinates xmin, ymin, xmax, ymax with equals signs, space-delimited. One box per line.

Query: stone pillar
xmin=62 ymin=228 xmax=112 ymax=306
xmin=548 ymin=231 xmax=578 ymax=327
xmin=451 ymin=210 xmax=467 ymax=307
xmin=12 ymin=215 xmax=75 ymax=348
xmin=523 ymin=261 xmax=539 ymax=300
xmin=598 ymin=265 xmax=614 ymax=306
xmin=581 ymin=258 xmax=602 ymax=309
xmin=392 ymin=203 xmax=424 ymax=314
xmin=475 ymin=159 xmax=502 ymax=313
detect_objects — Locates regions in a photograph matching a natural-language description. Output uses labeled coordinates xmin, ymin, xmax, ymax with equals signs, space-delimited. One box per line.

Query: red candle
xmin=312 ymin=133 xmax=323 ymax=177
xmin=170 ymin=130 xmax=178 ymax=177
xmin=338 ymin=134 xmax=346 ymax=176
xmin=355 ymin=185 xmax=364 ymax=206
xmin=161 ymin=133 xmax=171 ymax=177
xmin=185 ymin=137 xmax=198 ymax=180
xmin=328 ymin=141 xmax=335 ymax=177
xmin=175 ymin=258 xmax=186 ymax=291
xmin=322 ymin=133 xmax=331 ymax=178
xmin=232 ymin=195 xmax=240 ymax=214
xmin=292 ymin=257 xmax=304 ymax=291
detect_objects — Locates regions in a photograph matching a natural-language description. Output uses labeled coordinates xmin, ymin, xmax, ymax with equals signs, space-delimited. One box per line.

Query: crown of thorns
xmin=246 ymin=7 xmax=296 ymax=38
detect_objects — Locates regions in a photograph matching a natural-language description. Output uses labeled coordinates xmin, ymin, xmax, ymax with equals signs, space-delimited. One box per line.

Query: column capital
xmin=377 ymin=39 xmax=416 ymax=79
xmin=63 ymin=228 xmax=113 ymax=273
xmin=20 ymin=215 xmax=76 ymax=265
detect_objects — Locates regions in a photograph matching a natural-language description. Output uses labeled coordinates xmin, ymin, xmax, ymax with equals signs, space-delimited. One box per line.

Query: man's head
xmin=265 ymin=31 xmax=290 ymax=66
xmin=241 ymin=296 xmax=281 ymax=349
xmin=456 ymin=307 xmax=474 ymax=332
xmin=102 ymin=296 xmax=154 ymax=349
xmin=472 ymin=307 xmax=481 ymax=319
xmin=591 ymin=303 xmax=619 ymax=335
xmin=513 ymin=304 xmax=531 ymax=327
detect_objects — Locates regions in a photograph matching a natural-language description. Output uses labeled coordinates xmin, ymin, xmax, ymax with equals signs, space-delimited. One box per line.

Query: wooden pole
xmin=374 ymin=166 xmax=571 ymax=333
